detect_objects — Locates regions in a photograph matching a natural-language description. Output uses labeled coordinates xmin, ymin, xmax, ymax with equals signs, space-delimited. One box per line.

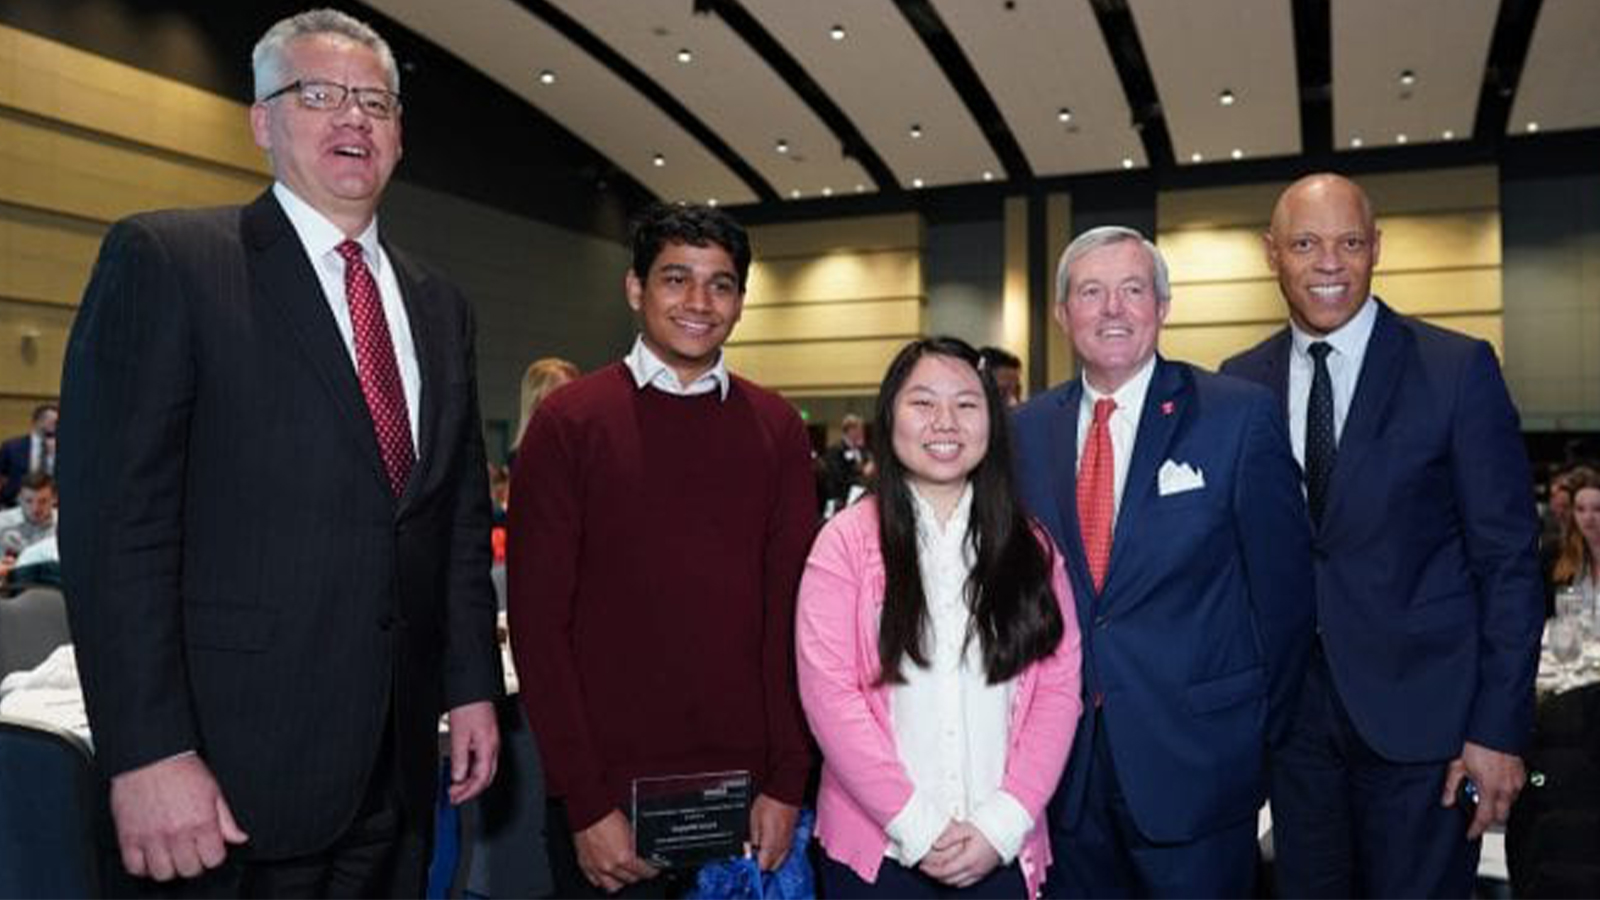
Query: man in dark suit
xmin=1015 ymin=226 xmax=1315 ymax=897
xmin=58 ymin=9 xmax=502 ymax=895
xmin=820 ymin=413 xmax=871 ymax=511
xmin=0 ymin=402 xmax=57 ymax=507
xmin=1221 ymin=173 xmax=1543 ymax=897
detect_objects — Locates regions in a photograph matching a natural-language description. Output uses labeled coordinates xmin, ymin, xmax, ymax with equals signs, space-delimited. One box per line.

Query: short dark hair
xmin=978 ymin=346 xmax=1021 ymax=372
xmin=19 ymin=471 xmax=54 ymax=494
xmin=32 ymin=403 xmax=58 ymax=424
xmin=629 ymin=202 xmax=752 ymax=291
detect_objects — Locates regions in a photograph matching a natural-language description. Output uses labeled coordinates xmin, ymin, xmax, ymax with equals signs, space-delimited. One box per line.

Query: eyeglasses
xmin=261 ymin=79 xmax=402 ymax=120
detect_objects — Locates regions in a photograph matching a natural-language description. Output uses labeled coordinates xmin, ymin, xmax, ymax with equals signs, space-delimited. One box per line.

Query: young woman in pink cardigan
xmin=797 ymin=338 xmax=1083 ymax=898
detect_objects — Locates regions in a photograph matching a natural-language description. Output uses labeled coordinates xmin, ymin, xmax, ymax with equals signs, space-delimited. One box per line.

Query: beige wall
xmin=1156 ymin=167 xmax=1503 ymax=370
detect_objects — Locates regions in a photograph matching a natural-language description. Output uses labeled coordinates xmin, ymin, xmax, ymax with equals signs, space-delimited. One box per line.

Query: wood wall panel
xmin=750 ymin=213 xmax=921 ymax=258
xmin=0 ymin=299 xmax=74 ymax=400
xmin=732 ymin=298 xmax=920 ymax=344
xmin=1159 ymin=322 xmax=1283 ymax=372
xmin=723 ymin=338 xmax=908 ymax=395
xmin=747 ymin=249 xmax=921 ymax=306
xmin=0 ymin=205 xmax=106 ymax=306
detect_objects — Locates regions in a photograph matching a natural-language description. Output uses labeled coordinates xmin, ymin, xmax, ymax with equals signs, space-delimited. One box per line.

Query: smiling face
xmin=1576 ymin=486 xmax=1600 ymax=554
xmin=1265 ymin=174 xmax=1381 ymax=337
xmin=890 ymin=353 xmax=990 ymax=510
xmin=1056 ymin=238 xmax=1169 ymax=394
xmin=250 ymin=33 xmax=401 ymax=235
xmin=626 ymin=240 xmax=744 ymax=384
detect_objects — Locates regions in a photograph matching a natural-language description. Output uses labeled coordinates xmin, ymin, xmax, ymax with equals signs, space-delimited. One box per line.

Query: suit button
xmin=1094 ymin=615 xmax=1108 ymax=629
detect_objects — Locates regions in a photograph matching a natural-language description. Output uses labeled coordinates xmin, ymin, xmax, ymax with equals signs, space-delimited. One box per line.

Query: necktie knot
xmin=336 ymin=239 xmax=364 ymax=266
xmin=1093 ymin=397 xmax=1117 ymax=426
xmin=1308 ymin=341 xmax=1333 ymax=363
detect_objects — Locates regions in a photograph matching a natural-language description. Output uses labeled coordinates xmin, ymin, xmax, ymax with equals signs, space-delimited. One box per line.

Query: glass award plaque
xmin=630 ymin=769 xmax=752 ymax=869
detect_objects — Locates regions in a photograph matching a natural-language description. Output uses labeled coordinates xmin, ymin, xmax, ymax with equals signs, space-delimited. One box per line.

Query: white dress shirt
xmin=884 ymin=483 xmax=1032 ymax=866
xmin=1075 ymin=355 xmax=1157 ymax=524
xmin=274 ymin=182 xmax=420 ymax=450
xmin=27 ymin=432 xmax=53 ymax=475
xmin=623 ymin=335 xmax=730 ymax=400
xmin=1286 ymin=296 xmax=1378 ymax=468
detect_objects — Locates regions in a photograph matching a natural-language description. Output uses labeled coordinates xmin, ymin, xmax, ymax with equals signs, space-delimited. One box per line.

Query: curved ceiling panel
xmin=1508 ymin=0 xmax=1600 ymax=136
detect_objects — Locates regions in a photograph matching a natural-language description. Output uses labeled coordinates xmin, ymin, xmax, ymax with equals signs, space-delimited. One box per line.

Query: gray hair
xmin=252 ymin=8 xmax=399 ymax=99
xmin=1055 ymin=225 xmax=1171 ymax=305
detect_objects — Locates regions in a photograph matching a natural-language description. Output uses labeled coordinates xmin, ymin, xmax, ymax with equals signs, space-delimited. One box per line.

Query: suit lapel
xmin=387 ymin=244 xmax=443 ymax=515
xmin=1104 ymin=358 xmax=1189 ymax=595
xmin=1323 ymin=299 xmax=1409 ymax=527
xmin=1258 ymin=329 xmax=1293 ymax=418
xmin=1049 ymin=381 xmax=1096 ymax=608
xmin=243 ymin=191 xmax=391 ymax=497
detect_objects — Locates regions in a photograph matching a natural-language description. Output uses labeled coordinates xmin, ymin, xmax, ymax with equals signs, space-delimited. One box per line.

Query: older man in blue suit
xmin=1015 ymin=226 xmax=1315 ymax=897
xmin=1221 ymin=173 xmax=1543 ymax=898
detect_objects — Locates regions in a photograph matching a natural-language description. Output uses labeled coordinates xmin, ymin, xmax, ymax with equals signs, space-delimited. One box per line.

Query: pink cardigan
xmin=796 ymin=498 xmax=1083 ymax=898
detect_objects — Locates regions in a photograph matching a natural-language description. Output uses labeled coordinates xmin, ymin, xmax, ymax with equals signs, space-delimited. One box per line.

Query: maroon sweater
xmin=508 ymin=363 xmax=818 ymax=831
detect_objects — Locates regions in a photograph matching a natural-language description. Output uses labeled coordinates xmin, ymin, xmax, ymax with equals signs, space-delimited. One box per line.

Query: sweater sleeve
xmin=759 ymin=401 xmax=820 ymax=804
xmin=508 ymin=402 xmax=613 ymax=831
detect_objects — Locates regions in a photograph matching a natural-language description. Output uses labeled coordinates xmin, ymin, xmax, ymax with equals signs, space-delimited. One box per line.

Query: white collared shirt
xmin=28 ymin=432 xmax=52 ymax=475
xmin=274 ymin=182 xmax=420 ymax=450
xmin=1075 ymin=355 xmax=1157 ymax=523
xmin=883 ymin=484 xmax=1031 ymax=866
xmin=623 ymin=335 xmax=730 ymax=400
xmin=1287 ymin=296 xmax=1377 ymax=467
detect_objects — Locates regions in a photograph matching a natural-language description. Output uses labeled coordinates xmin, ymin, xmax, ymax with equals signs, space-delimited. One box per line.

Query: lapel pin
xmin=1160 ymin=400 xmax=1175 ymax=416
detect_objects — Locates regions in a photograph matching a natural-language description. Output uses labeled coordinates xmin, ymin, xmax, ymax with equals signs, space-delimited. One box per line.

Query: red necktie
xmin=1078 ymin=397 xmax=1117 ymax=591
xmin=338 ymin=240 xmax=415 ymax=497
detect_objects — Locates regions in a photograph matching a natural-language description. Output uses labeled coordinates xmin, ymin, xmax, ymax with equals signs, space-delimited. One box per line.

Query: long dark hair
xmin=873 ymin=337 xmax=1064 ymax=685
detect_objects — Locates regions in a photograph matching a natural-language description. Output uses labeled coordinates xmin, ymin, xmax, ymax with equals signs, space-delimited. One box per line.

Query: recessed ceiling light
xmin=538 ymin=69 xmax=556 ymax=85
xmin=1190 ymin=152 xmax=1203 ymax=163
xmin=909 ymin=123 xmax=923 ymax=139
xmin=829 ymin=24 xmax=846 ymax=41
xmin=790 ymin=189 xmax=801 ymax=199
xmin=855 ymin=184 xmax=865 ymax=193
xmin=822 ymin=186 xmax=833 ymax=197
xmin=775 ymin=139 xmax=790 ymax=154
xmin=1527 ymin=121 xmax=1541 ymax=133
xmin=652 ymin=153 xmax=665 ymax=167
xmin=1399 ymin=69 xmax=1416 ymax=86
xmin=1396 ymin=133 xmax=1408 ymax=144
xmin=1121 ymin=157 xmax=1134 ymax=170
xmin=676 ymin=48 xmax=692 ymax=64
xmin=707 ymin=198 xmax=718 ymax=207
xmin=1057 ymin=107 xmax=1073 ymax=123
xmin=912 ymin=177 xmax=925 ymax=188
xmin=1231 ymin=148 xmax=1244 ymax=160
xmin=982 ymin=170 xmax=994 ymax=182
xmin=1218 ymin=89 xmax=1236 ymax=107
xmin=1350 ymin=136 xmax=1364 ymax=148
xmin=1442 ymin=129 xmax=1455 ymax=140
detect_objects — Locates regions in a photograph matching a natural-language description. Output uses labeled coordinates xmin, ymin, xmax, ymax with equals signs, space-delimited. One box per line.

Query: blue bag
xmin=688 ymin=809 xmax=815 ymax=899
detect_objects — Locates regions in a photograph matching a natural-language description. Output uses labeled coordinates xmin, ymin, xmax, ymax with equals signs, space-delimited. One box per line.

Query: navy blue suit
xmin=0 ymin=434 xmax=35 ymax=506
xmin=1222 ymin=300 xmax=1544 ymax=896
xmin=1015 ymin=357 xmax=1315 ymax=897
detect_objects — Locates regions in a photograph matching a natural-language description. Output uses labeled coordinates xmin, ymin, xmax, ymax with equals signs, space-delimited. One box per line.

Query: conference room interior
xmin=1 ymin=0 xmax=1599 ymax=897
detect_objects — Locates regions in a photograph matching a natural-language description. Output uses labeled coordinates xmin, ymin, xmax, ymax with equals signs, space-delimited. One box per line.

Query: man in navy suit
xmin=0 ymin=403 xmax=57 ymax=507
xmin=1221 ymin=173 xmax=1543 ymax=897
xmin=1015 ymin=226 xmax=1315 ymax=897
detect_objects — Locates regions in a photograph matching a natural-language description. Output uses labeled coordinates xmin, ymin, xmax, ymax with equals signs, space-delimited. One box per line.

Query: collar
xmin=623 ymin=335 xmax=731 ymax=401
xmin=273 ymin=182 xmax=381 ymax=263
xmin=910 ymin=480 xmax=974 ymax=542
xmin=1290 ymin=294 xmax=1378 ymax=361
xmin=1082 ymin=353 xmax=1157 ymax=415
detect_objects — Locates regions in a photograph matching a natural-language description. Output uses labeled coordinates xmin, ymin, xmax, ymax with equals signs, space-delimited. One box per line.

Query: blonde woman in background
xmin=1550 ymin=466 xmax=1600 ymax=616
xmin=516 ymin=358 xmax=581 ymax=452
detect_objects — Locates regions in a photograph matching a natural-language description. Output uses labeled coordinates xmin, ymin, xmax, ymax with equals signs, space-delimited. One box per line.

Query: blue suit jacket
xmin=1014 ymin=357 xmax=1315 ymax=843
xmin=1221 ymin=301 xmax=1543 ymax=761
xmin=0 ymin=434 xmax=32 ymax=506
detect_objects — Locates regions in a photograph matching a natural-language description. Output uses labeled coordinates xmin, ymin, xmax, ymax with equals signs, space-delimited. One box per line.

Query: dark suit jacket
xmin=0 ymin=434 xmax=34 ymax=506
xmin=58 ymin=190 xmax=503 ymax=858
xmin=1221 ymin=300 xmax=1543 ymax=761
xmin=1014 ymin=357 xmax=1315 ymax=843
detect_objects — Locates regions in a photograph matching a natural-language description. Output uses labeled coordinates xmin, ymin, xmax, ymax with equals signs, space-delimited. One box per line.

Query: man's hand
xmin=109 ymin=753 xmax=248 ymax=880
xmin=446 ymin=701 xmax=500 ymax=805
xmin=1442 ymin=740 xmax=1526 ymax=839
xmin=748 ymin=793 xmax=799 ymax=872
xmin=575 ymin=809 xmax=659 ymax=893
xmin=919 ymin=821 xmax=1001 ymax=888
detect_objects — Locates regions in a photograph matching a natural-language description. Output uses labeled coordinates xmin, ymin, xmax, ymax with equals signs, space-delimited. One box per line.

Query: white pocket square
xmin=1157 ymin=459 xmax=1206 ymax=496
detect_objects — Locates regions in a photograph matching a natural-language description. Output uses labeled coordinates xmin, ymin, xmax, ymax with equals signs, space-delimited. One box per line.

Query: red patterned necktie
xmin=337 ymin=239 xmax=415 ymax=497
xmin=1078 ymin=397 xmax=1117 ymax=592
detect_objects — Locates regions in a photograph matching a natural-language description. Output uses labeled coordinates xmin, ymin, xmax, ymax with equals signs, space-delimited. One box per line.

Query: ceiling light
xmin=652 ymin=153 xmax=665 ymax=167
xmin=1190 ymin=152 xmax=1203 ymax=163
xmin=1350 ymin=136 xmax=1364 ymax=148
xmin=676 ymin=48 xmax=693 ymax=64
xmin=909 ymin=123 xmax=923 ymax=139
xmin=775 ymin=139 xmax=790 ymax=154
xmin=822 ymin=186 xmax=833 ymax=197
xmin=1121 ymin=157 xmax=1134 ymax=170
xmin=855 ymin=184 xmax=866 ymax=193
xmin=829 ymin=24 xmax=846 ymax=41
xmin=1218 ymin=89 xmax=1236 ymax=106
xmin=538 ymin=69 xmax=556 ymax=85
xmin=1399 ymin=69 xmax=1416 ymax=86
xmin=1396 ymin=133 xmax=1408 ymax=144
xmin=982 ymin=170 xmax=994 ymax=182
xmin=912 ymin=177 xmax=925 ymax=188
xmin=1442 ymin=129 xmax=1455 ymax=140
xmin=1527 ymin=121 xmax=1540 ymax=133
xmin=707 ymin=198 xmax=718 ymax=207
xmin=790 ymin=189 xmax=801 ymax=199
xmin=1231 ymin=148 xmax=1243 ymax=160
xmin=1057 ymin=107 xmax=1073 ymax=123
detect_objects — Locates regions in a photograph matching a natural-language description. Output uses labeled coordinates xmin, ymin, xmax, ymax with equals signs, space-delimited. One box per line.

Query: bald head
xmin=1264 ymin=173 xmax=1381 ymax=336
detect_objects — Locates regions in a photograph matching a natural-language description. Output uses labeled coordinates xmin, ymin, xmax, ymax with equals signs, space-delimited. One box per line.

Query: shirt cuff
xmin=969 ymin=790 xmax=1034 ymax=864
xmin=884 ymin=788 xmax=948 ymax=866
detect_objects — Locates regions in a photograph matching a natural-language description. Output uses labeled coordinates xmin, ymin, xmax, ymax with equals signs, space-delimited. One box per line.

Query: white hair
xmin=1055 ymin=225 xmax=1172 ymax=304
xmin=251 ymin=8 xmax=399 ymax=99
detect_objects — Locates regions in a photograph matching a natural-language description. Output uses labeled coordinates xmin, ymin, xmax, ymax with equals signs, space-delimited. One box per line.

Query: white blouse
xmin=883 ymin=483 xmax=1033 ymax=866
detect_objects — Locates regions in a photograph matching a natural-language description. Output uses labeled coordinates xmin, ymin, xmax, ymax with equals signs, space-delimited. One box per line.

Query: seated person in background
xmin=797 ymin=337 xmax=1082 ymax=899
xmin=0 ymin=402 xmax=57 ymax=507
xmin=977 ymin=346 xmax=1024 ymax=408
xmin=1549 ymin=466 xmax=1600 ymax=614
xmin=0 ymin=472 xmax=57 ymax=558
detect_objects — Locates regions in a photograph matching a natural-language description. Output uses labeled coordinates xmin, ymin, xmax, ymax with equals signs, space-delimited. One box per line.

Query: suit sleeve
xmin=1451 ymin=342 xmax=1543 ymax=754
xmin=1232 ymin=388 xmax=1317 ymax=746
xmin=440 ymin=293 xmax=503 ymax=710
xmin=57 ymin=218 xmax=200 ymax=777
xmin=759 ymin=405 xmax=820 ymax=805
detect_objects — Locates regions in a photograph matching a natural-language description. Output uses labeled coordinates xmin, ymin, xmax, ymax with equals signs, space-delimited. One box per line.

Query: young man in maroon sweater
xmin=508 ymin=203 xmax=818 ymax=897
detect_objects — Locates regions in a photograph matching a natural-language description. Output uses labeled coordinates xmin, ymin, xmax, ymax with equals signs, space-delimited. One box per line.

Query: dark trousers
xmin=545 ymin=799 xmax=698 ymax=899
xmin=1045 ymin=711 xmax=1257 ymax=898
xmin=820 ymin=854 xmax=1024 ymax=899
xmin=1270 ymin=646 xmax=1479 ymax=898
xmin=138 ymin=724 xmax=430 ymax=899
